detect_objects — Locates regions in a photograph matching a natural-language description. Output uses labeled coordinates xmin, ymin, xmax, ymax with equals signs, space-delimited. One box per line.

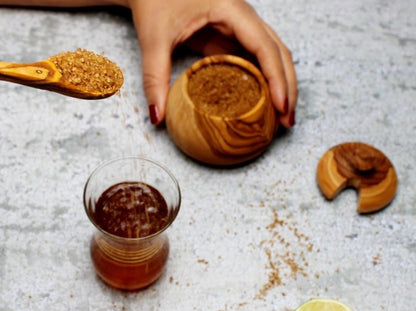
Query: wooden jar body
xmin=166 ymin=55 xmax=277 ymax=166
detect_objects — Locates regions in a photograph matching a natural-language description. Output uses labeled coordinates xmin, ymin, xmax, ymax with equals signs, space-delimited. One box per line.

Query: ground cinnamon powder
xmin=188 ymin=64 xmax=261 ymax=118
xmin=49 ymin=48 xmax=123 ymax=95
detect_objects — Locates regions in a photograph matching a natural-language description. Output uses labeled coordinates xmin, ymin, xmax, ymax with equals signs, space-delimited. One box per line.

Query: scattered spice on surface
xmin=256 ymin=209 xmax=314 ymax=299
xmin=188 ymin=64 xmax=260 ymax=117
xmin=197 ymin=258 xmax=209 ymax=265
xmin=257 ymin=247 xmax=283 ymax=299
xmin=49 ymin=48 xmax=123 ymax=94
xmin=373 ymin=253 xmax=381 ymax=265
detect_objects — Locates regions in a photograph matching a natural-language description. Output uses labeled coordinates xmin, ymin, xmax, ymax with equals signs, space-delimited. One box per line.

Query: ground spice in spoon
xmin=49 ymin=48 xmax=123 ymax=95
xmin=188 ymin=63 xmax=261 ymax=118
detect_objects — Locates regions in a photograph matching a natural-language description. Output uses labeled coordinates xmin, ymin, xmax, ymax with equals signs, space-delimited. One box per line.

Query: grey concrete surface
xmin=0 ymin=1 xmax=415 ymax=310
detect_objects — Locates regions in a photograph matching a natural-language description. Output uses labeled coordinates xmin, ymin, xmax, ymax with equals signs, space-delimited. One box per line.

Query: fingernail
xmin=289 ymin=110 xmax=296 ymax=127
xmin=283 ymin=98 xmax=289 ymax=115
xmin=148 ymin=104 xmax=159 ymax=125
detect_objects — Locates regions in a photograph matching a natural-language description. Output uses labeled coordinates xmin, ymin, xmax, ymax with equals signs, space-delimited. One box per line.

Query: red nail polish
xmin=148 ymin=104 xmax=159 ymax=125
xmin=289 ymin=110 xmax=296 ymax=127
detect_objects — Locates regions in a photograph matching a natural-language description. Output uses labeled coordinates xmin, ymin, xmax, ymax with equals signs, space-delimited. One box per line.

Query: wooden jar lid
xmin=317 ymin=142 xmax=398 ymax=213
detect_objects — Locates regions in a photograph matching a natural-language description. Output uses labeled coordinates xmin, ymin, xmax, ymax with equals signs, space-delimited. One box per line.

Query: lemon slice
xmin=295 ymin=298 xmax=354 ymax=311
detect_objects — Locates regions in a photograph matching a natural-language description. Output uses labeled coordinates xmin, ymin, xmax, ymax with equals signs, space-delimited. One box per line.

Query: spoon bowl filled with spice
xmin=0 ymin=48 xmax=123 ymax=99
xmin=166 ymin=54 xmax=277 ymax=166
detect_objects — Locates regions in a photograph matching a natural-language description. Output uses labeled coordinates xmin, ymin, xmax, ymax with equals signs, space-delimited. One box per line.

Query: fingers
xmin=129 ymin=0 xmax=176 ymax=125
xmin=137 ymin=22 xmax=172 ymax=125
xmin=130 ymin=0 xmax=297 ymax=128
xmin=141 ymin=44 xmax=171 ymax=125
xmin=263 ymin=22 xmax=298 ymax=128
xmin=219 ymin=6 xmax=287 ymax=109
xmin=211 ymin=2 xmax=297 ymax=127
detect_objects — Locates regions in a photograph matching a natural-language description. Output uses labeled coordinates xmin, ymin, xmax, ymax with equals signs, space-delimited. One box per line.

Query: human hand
xmin=126 ymin=0 xmax=297 ymax=128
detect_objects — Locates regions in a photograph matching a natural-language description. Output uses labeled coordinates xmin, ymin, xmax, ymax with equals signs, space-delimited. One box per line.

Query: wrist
xmin=104 ymin=0 xmax=130 ymax=7
xmin=113 ymin=0 xmax=133 ymax=8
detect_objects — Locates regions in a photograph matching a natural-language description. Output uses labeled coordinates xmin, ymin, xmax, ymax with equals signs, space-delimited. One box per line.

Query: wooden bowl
xmin=166 ymin=55 xmax=277 ymax=166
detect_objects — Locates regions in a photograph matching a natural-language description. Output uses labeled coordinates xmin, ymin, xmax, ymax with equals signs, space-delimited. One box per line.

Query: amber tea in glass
xmin=83 ymin=157 xmax=181 ymax=290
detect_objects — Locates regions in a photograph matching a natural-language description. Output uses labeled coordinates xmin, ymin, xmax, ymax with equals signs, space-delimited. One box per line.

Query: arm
xmin=1 ymin=0 xmax=297 ymax=127
xmin=0 ymin=0 xmax=127 ymax=7
xmin=128 ymin=0 xmax=297 ymax=127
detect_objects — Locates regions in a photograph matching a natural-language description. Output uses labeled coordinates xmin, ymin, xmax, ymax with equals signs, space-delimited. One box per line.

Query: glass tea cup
xmin=83 ymin=156 xmax=181 ymax=290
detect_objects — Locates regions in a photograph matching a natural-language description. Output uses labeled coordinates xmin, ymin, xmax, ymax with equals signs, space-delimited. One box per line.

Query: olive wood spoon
xmin=317 ymin=142 xmax=398 ymax=213
xmin=0 ymin=52 xmax=123 ymax=99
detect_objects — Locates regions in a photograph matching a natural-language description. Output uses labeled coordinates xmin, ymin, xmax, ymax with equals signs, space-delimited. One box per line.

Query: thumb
xmin=140 ymin=39 xmax=171 ymax=125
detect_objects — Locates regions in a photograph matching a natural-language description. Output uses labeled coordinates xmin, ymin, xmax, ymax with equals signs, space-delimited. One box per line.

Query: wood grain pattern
xmin=0 ymin=59 xmax=121 ymax=100
xmin=166 ymin=55 xmax=277 ymax=166
xmin=317 ymin=142 xmax=398 ymax=213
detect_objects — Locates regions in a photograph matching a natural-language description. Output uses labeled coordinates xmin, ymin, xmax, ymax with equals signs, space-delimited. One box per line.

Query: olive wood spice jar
xmin=166 ymin=55 xmax=277 ymax=166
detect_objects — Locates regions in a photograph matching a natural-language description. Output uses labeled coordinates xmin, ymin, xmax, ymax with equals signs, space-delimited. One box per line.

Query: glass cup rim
xmin=83 ymin=156 xmax=181 ymax=241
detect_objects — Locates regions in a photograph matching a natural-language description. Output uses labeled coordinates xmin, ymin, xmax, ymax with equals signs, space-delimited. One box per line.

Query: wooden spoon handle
xmin=0 ymin=60 xmax=61 ymax=84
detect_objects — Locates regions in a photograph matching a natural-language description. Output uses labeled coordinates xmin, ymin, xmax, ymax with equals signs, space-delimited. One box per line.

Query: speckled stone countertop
xmin=0 ymin=1 xmax=415 ymax=310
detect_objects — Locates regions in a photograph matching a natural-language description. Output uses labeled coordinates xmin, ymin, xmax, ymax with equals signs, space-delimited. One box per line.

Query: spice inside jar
xmin=187 ymin=63 xmax=261 ymax=118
